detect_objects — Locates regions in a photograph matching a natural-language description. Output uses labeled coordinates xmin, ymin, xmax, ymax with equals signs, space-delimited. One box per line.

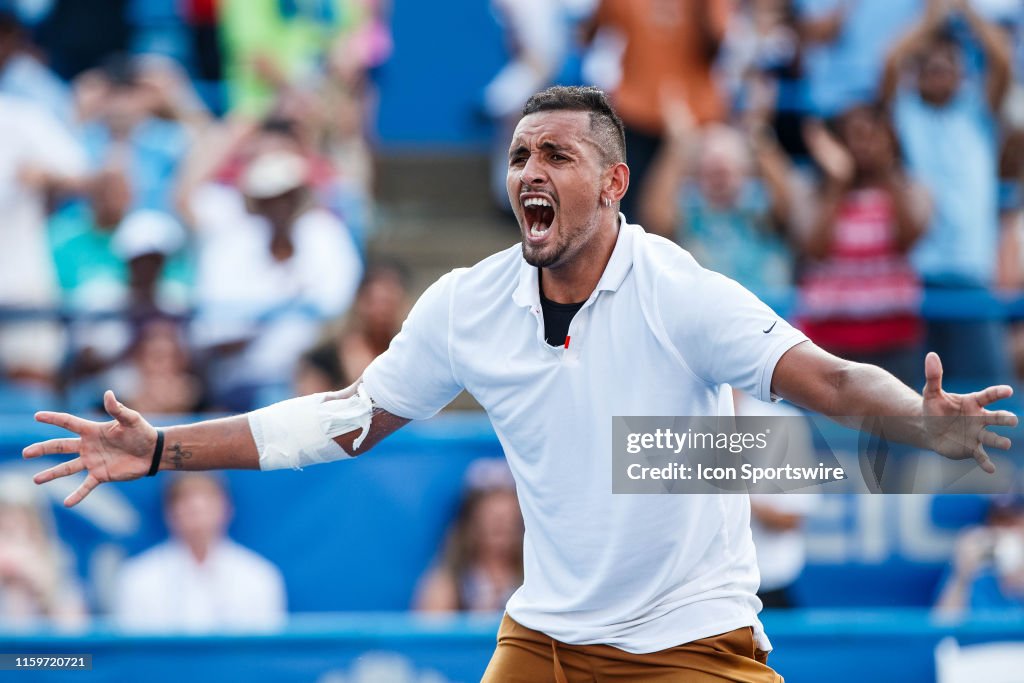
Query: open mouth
xmin=522 ymin=196 xmax=555 ymax=239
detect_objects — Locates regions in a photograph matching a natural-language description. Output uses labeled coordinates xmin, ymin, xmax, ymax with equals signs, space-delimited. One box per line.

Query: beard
xmin=521 ymin=238 xmax=569 ymax=269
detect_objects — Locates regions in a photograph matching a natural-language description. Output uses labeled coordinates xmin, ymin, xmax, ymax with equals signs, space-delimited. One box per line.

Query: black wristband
xmin=147 ymin=429 xmax=165 ymax=477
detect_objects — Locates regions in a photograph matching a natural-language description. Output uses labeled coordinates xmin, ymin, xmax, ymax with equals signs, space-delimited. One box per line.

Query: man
xmin=24 ymin=87 xmax=1016 ymax=681
xmin=882 ymin=0 xmax=1013 ymax=388
xmin=114 ymin=473 xmax=286 ymax=632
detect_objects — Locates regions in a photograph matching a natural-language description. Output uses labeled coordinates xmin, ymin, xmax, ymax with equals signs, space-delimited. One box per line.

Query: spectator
xmin=586 ymin=0 xmax=731 ymax=219
xmin=114 ymin=473 xmax=286 ymax=632
xmin=415 ymin=460 xmax=524 ymax=613
xmin=110 ymin=209 xmax=191 ymax=316
xmin=718 ymin=1 xmax=815 ymax=159
xmin=935 ymin=494 xmax=1024 ymax=615
xmin=882 ymin=0 xmax=1013 ymax=388
xmin=794 ymin=107 xmax=929 ymax=386
xmin=51 ymin=192 xmax=190 ymax=395
xmin=0 ymin=9 xmax=73 ymax=125
xmin=106 ymin=317 xmax=202 ymax=415
xmin=0 ymin=473 xmax=86 ymax=630
xmin=0 ymin=94 xmax=87 ymax=389
xmin=337 ymin=260 xmax=411 ymax=384
xmin=50 ymin=168 xmax=135 ymax=313
xmin=75 ymin=54 xmax=208 ymax=212
xmin=185 ymin=121 xmax=362 ymax=411
xmin=641 ymin=98 xmax=795 ymax=299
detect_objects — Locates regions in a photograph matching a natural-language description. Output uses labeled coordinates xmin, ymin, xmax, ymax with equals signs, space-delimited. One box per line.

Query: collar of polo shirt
xmin=512 ymin=213 xmax=635 ymax=310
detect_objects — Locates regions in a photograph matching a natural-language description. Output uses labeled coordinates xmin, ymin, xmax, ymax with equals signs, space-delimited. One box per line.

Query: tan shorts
xmin=481 ymin=614 xmax=784 ymax=682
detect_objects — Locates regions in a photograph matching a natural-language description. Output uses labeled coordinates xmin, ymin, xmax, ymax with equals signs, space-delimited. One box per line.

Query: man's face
xmin=506 ymin=111 xmax=609 ymax=270
xmin=918 ymin=46 xmax=961 ymax=106
xmin=249 ymin=187 xmax=306 ymax=230
xmin=166 ymin=477 xmax=229 ymax=549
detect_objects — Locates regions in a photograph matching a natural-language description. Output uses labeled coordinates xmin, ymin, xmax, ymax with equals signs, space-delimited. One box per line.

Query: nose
xmin=520 ymin=155 xmax=548 ymax=186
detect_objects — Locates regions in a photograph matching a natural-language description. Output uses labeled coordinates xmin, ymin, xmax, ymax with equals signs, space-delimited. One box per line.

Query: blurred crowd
xmin=0 ymin=0 xmax=390 ymax=414
xmin=2 ymin=0 xmax=1024 ymax=632
xmin=490 ymin=0 xmax=1024 ymax=391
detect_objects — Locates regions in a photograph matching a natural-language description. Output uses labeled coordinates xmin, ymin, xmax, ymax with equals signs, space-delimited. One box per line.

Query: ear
xmin=603 ymin=162 xmax=630 ymax=204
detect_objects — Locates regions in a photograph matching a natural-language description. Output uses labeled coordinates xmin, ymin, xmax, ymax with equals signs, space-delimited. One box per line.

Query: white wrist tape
xmin=248 ymin=385 xmax=375 ymax=471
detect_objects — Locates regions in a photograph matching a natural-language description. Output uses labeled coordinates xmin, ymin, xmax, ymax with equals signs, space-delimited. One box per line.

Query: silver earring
xmin=603 ymin=198 xmax=612 ymax=208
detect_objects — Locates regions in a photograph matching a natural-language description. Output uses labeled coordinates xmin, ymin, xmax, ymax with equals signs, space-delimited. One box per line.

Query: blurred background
xmin=1 ymin=0 xmax=1024 ymax=681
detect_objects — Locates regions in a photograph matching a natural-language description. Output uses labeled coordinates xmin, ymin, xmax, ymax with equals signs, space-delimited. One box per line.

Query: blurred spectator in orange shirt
xmin=587 ymin=0 xmax=731 ymax=219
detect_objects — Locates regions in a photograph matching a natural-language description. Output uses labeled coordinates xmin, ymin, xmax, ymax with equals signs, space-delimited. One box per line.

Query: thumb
xmin=103 ymin=390 xmax=138 ymax=427
xmin=923 ymin=352 xmax=944 ymax=399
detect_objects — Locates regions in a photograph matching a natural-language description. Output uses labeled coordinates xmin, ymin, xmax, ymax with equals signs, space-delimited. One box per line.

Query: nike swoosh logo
xmin=763 ymin=321 xmax=777 ymax=334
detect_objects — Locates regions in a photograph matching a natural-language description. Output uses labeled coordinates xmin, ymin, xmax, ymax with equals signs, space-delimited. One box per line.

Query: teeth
xmin=523 ymin=197 xmax=552 ymax=208
xmin=530 ymin=223 xmax=550 ymax=237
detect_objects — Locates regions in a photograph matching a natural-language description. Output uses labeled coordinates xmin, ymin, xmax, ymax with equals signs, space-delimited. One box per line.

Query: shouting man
xmin=25 ymin=87 xmax=1016 ymax=682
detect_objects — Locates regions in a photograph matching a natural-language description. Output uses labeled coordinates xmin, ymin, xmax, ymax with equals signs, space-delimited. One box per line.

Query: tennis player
xmin=24 ymin=87 xmax=1016 ymax=682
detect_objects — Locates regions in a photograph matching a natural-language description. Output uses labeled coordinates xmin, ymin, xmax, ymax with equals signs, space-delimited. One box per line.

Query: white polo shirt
xmin=363 ymin=219 xmax=807 ymax=653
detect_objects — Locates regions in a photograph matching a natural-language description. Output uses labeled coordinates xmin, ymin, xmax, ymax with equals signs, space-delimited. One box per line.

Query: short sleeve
xmin=361 ymin=270 xmax=465 ymax=420
xmin=660 ymin=269 xmax=807 ymax=402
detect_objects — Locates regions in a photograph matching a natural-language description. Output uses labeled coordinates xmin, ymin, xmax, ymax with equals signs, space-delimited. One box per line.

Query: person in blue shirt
xmin=882 ymin=0 xmax=1013 ymax=390
xmin=936 ymin=495 xmax=1024 ymax=614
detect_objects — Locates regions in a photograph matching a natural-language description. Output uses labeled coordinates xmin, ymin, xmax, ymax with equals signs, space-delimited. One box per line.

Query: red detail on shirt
xmin=564 ymin=336 xmax=571 ymax=349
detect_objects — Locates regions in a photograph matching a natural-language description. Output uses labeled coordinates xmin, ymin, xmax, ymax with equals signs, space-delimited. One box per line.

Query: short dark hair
xmin=522 ymin=86 xmax=626 ymax=165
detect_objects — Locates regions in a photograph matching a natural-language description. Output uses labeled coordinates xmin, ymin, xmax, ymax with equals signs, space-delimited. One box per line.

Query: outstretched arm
xmin=23 ymin=381 xmax=409 ymax=507
xmin=772 ymin=342 xmax=1017 ymax=472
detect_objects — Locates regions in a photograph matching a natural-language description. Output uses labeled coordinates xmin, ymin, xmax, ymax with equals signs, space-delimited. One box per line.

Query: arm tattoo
xmin=169 ymin=442 xmax=193 ymax=470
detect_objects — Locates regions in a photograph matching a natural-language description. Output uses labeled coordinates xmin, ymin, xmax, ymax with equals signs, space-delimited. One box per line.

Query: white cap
xmin=112 ymin=210 xmax=186 ymax=260
xmin=240 ymin=151 xmax=310 ymax=199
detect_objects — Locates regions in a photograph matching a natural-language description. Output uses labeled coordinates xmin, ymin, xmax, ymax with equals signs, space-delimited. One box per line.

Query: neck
xmin=540 ymin=213 xmax=620 ymax=303
xmin=184 ymin=538 xmax=213 ymax=564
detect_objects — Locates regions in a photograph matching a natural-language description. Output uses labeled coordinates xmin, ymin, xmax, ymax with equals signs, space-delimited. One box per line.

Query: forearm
xmin=961 ymin=3 xmax=1012 ymax=108
xmin=639 ymin=139 xmax=689 ymax=238
xmin=961 ymin=2 xmax=1011 ymax=67
xmin=751 ymin=129 xmax=793 ymax=229
xmin=776 ymin=345 xmax=928 ymax=447
xmin=157 ymin=415 xmax=260 ymax=472
xmin=828 ymin=361 xmax=929 ymax=447
xmin=804 ymin=181 xmax=845 ymax=258
xmin=935 ymin=574 xmax=971 ymax=614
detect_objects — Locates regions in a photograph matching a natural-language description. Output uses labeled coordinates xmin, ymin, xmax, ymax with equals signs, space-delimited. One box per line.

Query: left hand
xmin=922 ymin=352 xmax=1017 ymax=473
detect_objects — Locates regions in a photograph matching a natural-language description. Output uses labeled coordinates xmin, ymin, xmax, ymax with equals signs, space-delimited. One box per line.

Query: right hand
xmin=22 ymin=391 xmax=158 ymax=507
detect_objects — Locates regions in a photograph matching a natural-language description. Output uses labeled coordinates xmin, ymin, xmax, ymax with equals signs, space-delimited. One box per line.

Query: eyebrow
xmin=508 ymin=140 xmax=577 ymax=159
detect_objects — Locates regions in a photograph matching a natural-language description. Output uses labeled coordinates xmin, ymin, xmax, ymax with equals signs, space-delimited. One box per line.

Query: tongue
xmin=527 ymin=205 xmax=554 ymax=233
